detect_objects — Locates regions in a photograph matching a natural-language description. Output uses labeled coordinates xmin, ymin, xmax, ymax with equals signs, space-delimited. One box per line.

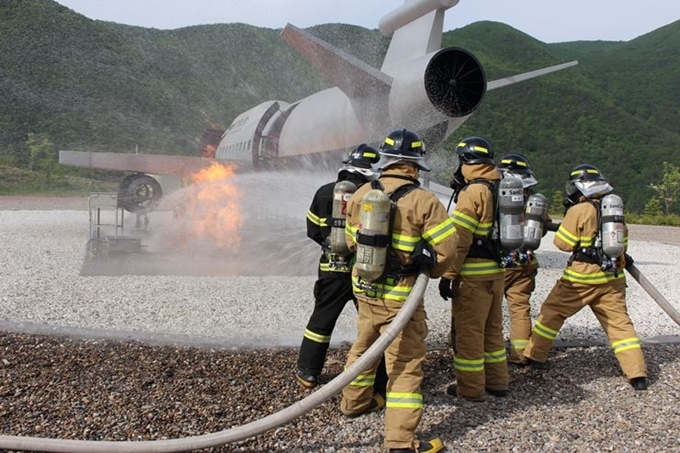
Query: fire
xmin=173 ymin=162 xmax=243 ymax=250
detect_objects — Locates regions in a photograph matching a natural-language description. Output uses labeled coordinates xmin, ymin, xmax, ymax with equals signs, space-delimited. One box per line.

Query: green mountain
xmin=2 ymin=0 xmax=679 ymax=211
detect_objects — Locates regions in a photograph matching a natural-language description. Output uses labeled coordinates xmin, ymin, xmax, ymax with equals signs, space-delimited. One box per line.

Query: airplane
xmin=59 ymin=0 xmax=578 ymax=214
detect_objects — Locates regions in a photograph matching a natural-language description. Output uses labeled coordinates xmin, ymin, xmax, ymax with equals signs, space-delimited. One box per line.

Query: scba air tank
xmin=499 ymin=176 xmax=525 ymax=251
xmin=600 ymin=194 xmax=626 ymax=259
xmin=329 ymin=180 xmax=357 ymax=256
xmin=523 ymin=193 xmax=548 ymax=251
xmin=355 ymin=188 xmax=392 ymax=282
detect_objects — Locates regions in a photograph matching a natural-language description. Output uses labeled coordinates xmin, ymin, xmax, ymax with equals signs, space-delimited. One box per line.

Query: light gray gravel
xmin=0 ymin=177 xmax=679 ymax=452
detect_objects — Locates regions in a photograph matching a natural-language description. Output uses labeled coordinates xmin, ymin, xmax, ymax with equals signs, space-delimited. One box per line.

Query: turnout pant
xmin=298 ymin=276 xmax=355 ymax=376
xmin=523 ymin=278 xmax=647 ymax=379
xmin=298 ymin=277 xmax=388 ymax=394
xmin=504 ymin=267 xmax=537 ymax=363
xmin=341 ymin=297 xmax=428 ymax=451
xmin=452 ymin=276 xmax=508 ymax=399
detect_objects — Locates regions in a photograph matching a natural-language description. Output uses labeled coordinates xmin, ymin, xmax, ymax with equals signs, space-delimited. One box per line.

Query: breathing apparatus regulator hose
xmin=0 ymin=272 xmax=432 ymax=453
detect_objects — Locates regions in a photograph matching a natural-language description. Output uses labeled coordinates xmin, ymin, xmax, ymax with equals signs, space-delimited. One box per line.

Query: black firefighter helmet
xmin=379 ymin=129 xmax=431 ymax=172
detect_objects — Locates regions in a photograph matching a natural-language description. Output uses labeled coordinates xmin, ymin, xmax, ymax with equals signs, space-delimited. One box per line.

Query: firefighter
xmin=497 ymin=153 xmax=545 ymax=364
xmin=438 ymin=136 xmax=509 ymax=401
xmin=296 ymin=144 xmax=388 ymax=392
xmin=523 ymin=164 xmax=649 ymax=390
xmin=340 ymin=129 xmax=457 ymax=453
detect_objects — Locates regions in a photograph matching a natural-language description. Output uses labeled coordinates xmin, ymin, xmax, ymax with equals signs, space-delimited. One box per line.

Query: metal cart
xmin=86 ymin=192 xmax=142 ymax=255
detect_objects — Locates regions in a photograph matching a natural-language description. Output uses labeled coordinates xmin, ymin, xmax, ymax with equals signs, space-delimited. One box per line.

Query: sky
xmin=52 ymin=0 xmax=679 ymax=44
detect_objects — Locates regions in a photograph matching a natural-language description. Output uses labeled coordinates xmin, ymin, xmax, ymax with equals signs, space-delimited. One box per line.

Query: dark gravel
xmin=1 ymin=332 xmax=679 ymax=452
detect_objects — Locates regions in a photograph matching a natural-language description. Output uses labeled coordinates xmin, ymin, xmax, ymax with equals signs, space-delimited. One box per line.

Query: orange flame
xmin=174 ymin=162 xmax=242 ymax=250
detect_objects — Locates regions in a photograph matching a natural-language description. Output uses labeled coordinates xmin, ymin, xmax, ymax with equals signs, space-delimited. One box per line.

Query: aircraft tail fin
xmin=379 ymin=0 xmax=459 ymax=73
xmin=280 ymin=24 xmax=392 ymax=98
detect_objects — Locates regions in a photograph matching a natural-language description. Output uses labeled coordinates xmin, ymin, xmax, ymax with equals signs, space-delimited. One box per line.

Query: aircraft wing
xmin=58 ymin=151 xmax=232 ymax=177
xmin=487 ymin=61 xmax=579 ymax=91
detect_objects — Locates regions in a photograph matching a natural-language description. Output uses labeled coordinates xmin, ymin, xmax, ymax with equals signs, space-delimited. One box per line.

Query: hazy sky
xmin=52 ymin=0 xmax=678 ymax=43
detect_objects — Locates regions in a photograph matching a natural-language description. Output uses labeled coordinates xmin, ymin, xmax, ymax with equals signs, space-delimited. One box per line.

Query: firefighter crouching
xmin=523 ymin=164 xmax=648 ymax=391
xmin=296 ymin=144 xmax=388 ymax=393
xmin=340 ymin=129 xmax=457 ymax=453
xmin=438 ymin=136 xmax=509 ymax=401
xmin=497 ymin=153 xmax=550 ymax=364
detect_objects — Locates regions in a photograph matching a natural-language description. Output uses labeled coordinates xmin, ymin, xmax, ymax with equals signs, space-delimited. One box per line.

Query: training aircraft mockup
xmin=59 ymin=0 xmax=577 ymax=213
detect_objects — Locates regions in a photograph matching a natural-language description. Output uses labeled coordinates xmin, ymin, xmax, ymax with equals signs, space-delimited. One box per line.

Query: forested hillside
xmin=1 ymin=0 xmax=679 ymax=211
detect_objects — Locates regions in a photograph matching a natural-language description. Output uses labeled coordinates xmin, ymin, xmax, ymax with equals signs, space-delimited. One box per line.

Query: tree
xmin=649 ymin=162 xmax=680 ymax=216
xmin=551 ymin=190 xmax=564 ymax=216
xmin=643 ymin=197 xmax=662 ymax=217
xmin=26 ymin=133 xmax=57 ymax=183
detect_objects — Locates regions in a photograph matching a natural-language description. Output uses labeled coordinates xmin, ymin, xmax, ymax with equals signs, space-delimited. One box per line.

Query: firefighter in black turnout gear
xmin=296 ymin=144 xmax=388 ymax=392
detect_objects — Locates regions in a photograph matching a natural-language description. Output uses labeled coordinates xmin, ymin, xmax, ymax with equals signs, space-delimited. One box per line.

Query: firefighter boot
xmin=389 ymin=438 xmax=445 ymax=452
xmin=445 ymin=384 xmax=487 ymax=402
xmin=295 ymin=370 xmax=318 ymax=389
xmin=630 ymin=377 xmax=648 ymax=391
xmin=342 ymin=393 xmax=385 ymax=418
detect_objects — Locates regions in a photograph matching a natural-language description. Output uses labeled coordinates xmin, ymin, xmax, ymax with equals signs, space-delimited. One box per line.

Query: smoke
xmin=82 ymin=169 xmax=336 ymax=277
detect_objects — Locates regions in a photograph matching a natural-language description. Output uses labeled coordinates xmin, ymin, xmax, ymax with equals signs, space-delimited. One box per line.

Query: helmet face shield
xmin=339 ymin=164 xmax=376 ymax=179
xmin=379 ymin=155 xmax=431 ymax=172
xmin=574 ymin=180 xmax=613 ymax=198
xmin=501 ymin=169 xmax=537 ymax=188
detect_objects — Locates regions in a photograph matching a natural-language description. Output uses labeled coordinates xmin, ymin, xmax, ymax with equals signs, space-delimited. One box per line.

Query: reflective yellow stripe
xmin=351 ymin=276 xmax=413 ymax=302
xmin=386 ymin=391 xmax=423 ymax=409
xmin=345 ymin=223 xmax=358 ymax=239
xmin=474 ymin=221 xmax=493 ymax=236
xmin=392 ymin=233 xmax=420 ymax=252
xmin=454 ymin=356 xmax=484 ymax=372
xmin=533 ymin=321 xmax=558 ymax=340
xmin=484 ymin=348 xmax=508 ymax=364
xmin=460 ymin=260 xmax=504 ymax=276
xmin=579 ymin=236 xmax=594 ymax=247
xmin=423 ymin=217 xmax=456 ymax=244
xmin=347 ymin=370 xmax=376 ymax=387
xmin=561 ymin=268 xmax=625 ymax=285
xmin=556 ymin=225 xmax=578 ymax=246
xmin=511 ymin=339 xmax=529 ymax=350
xmin=319 ymin=262 xmax=350 ymax=273
xmin=611 ymin=337 xmax=642 ymax=354
xmin=307 ymin=210 xmax=326 ymax=227
xmin=451 ymin=210 xmax=478 ymax=233
xmin=303 ymin=328 xmax=330 ymax=344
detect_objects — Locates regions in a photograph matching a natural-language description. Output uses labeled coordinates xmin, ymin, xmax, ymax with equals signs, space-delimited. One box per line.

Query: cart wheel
xmin=86 ymin=239 xmax=106 ymax=256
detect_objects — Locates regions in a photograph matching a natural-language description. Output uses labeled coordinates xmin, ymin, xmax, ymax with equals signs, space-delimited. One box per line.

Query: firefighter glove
xmin=438 ymin=278 xmax=454 ymax=300
xmin=412 ymin=240 xmax=436 ymax=270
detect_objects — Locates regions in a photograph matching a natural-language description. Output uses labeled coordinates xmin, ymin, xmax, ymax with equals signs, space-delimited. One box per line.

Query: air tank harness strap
xmin=462 ymin=179 xmax=504 ymax=265
xmin=356 ymin=232 xmax=390 ymax=248
xmin=356 ymin=179 xmax=420 ymax=292
xmin=569 ymin=247 xmax=601 ymax=265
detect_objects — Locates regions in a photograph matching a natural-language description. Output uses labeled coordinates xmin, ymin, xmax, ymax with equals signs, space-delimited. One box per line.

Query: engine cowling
xmin=118 ymin=173 xmax=163 ymax=214
xmin=388 ymin=47 xmax=486 ymax=128
xmin=424 ymin=47 xmax=487 ymax=117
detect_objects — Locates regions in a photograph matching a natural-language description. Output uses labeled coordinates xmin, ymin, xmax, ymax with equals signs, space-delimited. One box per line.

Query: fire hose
xmin=544 ymin=221 xmax=680 ymax=328
xmin=0 ymin=271 xmax=432 ymax=453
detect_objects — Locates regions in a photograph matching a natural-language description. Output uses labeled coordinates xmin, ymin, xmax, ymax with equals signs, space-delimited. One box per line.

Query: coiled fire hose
xmin=0 ymin=271 xmax=431 ymax=453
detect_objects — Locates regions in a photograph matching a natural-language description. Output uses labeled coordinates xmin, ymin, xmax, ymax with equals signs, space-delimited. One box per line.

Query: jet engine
xmin=424 ymin=47 xmax=486 ymax=118
xmin=117 ymin=173 xmax=163 ymax=214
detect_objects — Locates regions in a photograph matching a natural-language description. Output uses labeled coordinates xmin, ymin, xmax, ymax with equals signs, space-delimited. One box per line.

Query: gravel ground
xmin=1 ymin=188 xmax=679 ymax=452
